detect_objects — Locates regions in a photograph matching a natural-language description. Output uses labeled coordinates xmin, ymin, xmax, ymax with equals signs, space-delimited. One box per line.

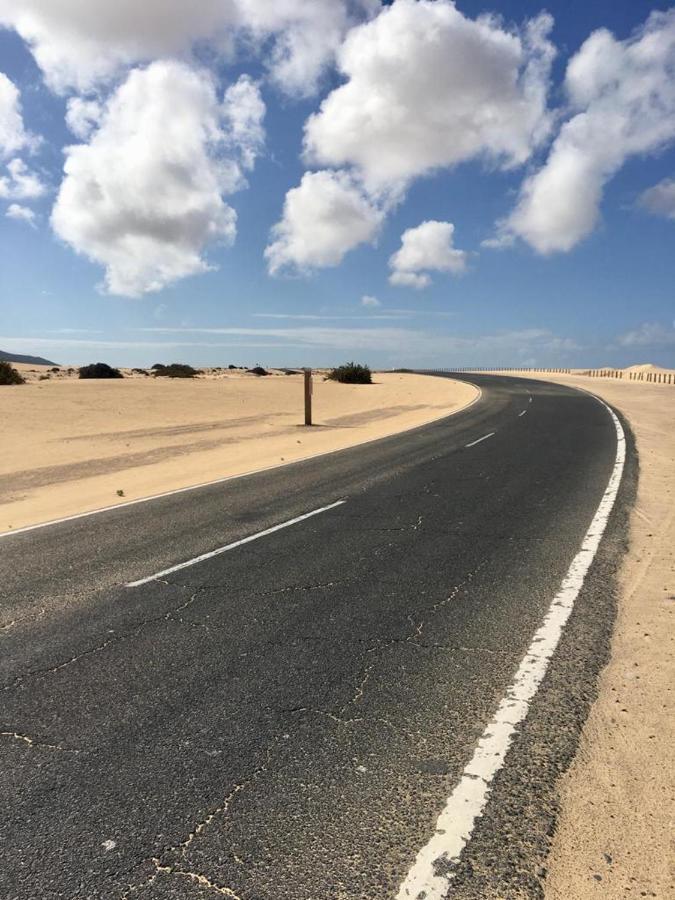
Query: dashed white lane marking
xmin=125 ymin=500 xmax=346 ymax=587
xmin=465 ymin=432 xmax=495 ymax=448
xmin=397 ymin=397 xmax=625 ymax=900
xmin=518 ymin=410 xmax=527 ymax=417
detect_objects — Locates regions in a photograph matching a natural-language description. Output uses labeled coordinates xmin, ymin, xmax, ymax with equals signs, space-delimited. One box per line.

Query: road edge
xmin=438 ymin=395 xmax=638 ymax=898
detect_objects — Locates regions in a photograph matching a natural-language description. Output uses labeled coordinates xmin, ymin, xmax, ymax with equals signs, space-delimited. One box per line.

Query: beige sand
xmin=494 ymin=369 xmax=674 ymax=899
xmin=0 ymin=367 xmax=477 ymax=532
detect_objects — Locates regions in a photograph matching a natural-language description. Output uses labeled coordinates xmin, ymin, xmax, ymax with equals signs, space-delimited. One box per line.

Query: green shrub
xmin=151 ymin=363 xmax=165 ymax=370
xmin=132 ymin=367 xmax=149 ymax=375
xmin=78 ymin=362 xmax=124 ymax=379
xmin=326 ymin=361 xmax=372 ymax=384
xmin=247 ymin=366 xmax=269 ymax=376
xmin=0 ymin=360 xmax=26 ymax=385
xmin=153 ymin=363 xmax=200 ymax=378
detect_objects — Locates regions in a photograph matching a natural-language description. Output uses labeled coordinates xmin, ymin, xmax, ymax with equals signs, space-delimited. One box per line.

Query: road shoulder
xmin=490 ymin=372 xmax=673 ymax=898
xmin=540 ymin=377 xmax=674 ymax=899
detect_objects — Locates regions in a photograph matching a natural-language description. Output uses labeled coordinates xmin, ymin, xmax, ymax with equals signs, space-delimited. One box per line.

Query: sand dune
xmin=0 ymin=368 xmax=477 ymax=532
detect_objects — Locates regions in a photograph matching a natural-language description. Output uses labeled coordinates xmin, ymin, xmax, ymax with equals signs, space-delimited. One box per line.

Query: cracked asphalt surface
xmin=0 ymin=374 xmax=634 ymax=900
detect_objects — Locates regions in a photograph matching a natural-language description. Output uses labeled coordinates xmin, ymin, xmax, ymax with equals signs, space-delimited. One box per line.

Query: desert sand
xmin=0 ymin=366 xmax=478 ymax=532
xmin=492 ymin=368 xmax=673 ymax=899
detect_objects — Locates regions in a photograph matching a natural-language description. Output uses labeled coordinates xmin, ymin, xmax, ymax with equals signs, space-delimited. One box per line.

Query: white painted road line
xmin=518 ymin=410 xmax=527 ymax=417
xmin=465 ymin=432 xmax=495 ymax=448
xmin=397 ymin=397 xmax=625 ymax=900
xmin=125 ymin=500 xmax=346 ymax=587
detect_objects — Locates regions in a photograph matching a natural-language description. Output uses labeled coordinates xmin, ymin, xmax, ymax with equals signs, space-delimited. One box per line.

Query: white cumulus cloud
xmin=503 ymin=8 xmax=675 ymax=253
xmin=389 ymin=220 xmax=467 ymax=289
xmin=265 ymin=170 xmax=383 ymax=275
xmin=221 ymin=75 xmax=265 ymax=170
xmin=303 ymin=0 xmax=555 ymax=193
xmin=5 ymin=203 xmax=37 ymax=226
xmin=0 ymin=0 xmax=371 ymax=96
xmin=0 ymin=158 xmax=47 ymax=199
xmin=65 ymin=97 xmax=103 ymax=140
xmin=270 ymin=0 xmax=554 ymax=275
xmin=0 ymin=72 xmax=35 ymax=157
xmin=51 ymin=61 xmax=265 ymax=297
xmin=638 ymin=177 xmax=675 ymax=220
xmin=361 ymin=294 xmax=381 ymax=307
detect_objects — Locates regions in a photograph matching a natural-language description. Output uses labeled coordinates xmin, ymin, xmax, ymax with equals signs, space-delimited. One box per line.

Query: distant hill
xmin=0 ymin=350 xmax=58 ymax=366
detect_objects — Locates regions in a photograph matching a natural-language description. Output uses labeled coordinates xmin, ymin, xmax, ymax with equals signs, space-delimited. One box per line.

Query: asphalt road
xmin=0 ymin=374 xmax=634 ymax=900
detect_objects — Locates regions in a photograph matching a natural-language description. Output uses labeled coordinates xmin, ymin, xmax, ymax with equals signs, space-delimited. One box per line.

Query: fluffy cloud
xmin=221 ymin=74 xmax=265 ymax=169
xmin=5 ymin=203 xmax=36 ymax=225
xmin=265 ymin=170 xmax=383 ymax=275
xmin=269 ymin=0 xmax=554 ymax=276
xmin=0 ymin=0 xmax=370 ymax=96
xmin=0 ymin=157 xmax=47 ymax=199
xmin=65 ymin=97 xmax=103 ymax=140
xmin=51 ymin=62 xmax=265 ymax=297
xmin=503 ymin=9 xmax=675 ymax=253
xmin=638 ymin=177 xmax=675 ymax=220
xmin=361 ymin=294 xmax=381 ymax=307
xmin=0 ymin=72 xmax=34 ymax=157
xmin=389 ymin=220 xmax=467 ymax=289
xmin=304 ymin=0 xmax=555 ymax=192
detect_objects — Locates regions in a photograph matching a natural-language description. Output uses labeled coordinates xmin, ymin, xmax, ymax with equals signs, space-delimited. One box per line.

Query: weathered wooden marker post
xmin=304 ymin=367 xmax=313 ymax=426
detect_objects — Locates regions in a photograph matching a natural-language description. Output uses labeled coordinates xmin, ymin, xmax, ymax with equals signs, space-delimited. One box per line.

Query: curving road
xmin=0 ymin=374 xmax=633 ymax=900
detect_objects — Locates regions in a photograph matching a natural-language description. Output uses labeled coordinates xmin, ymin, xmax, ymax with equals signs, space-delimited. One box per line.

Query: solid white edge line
xmin=0 ymin=383 xmax=482 ymax=540
xmin=125 ymin=500 xmax=346 ymax=587
xmin=465 ymin=431 xmax=495 ymax=448
xmin=397 ymin=396 xmax=625 ymax=900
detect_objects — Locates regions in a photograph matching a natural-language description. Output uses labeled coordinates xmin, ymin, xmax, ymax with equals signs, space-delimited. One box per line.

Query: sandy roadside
xmin=0 ymin=368 xmax=478 ymax=532
xmin=495 ymin=371 xmax=674 ymax=899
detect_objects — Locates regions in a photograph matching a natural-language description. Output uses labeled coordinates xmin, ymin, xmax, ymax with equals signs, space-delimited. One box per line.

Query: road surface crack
xmin=151 ymin=860 xmax=242 ymax=898
xmin=1 ymin=730 xmax=81 ymax=753
xmin=3 ymin=587 xmax=206 ymax=692
xmin=121 ymin=736 xmax=284 ymax=897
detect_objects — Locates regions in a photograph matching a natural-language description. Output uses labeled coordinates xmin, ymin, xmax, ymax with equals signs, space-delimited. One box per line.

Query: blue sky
xmin=1 ymin=1 xmax=674 ymax=369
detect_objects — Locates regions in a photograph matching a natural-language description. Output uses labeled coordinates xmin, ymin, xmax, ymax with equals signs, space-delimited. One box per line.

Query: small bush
xmin=79 ymin=362 xmax=124 ymax=379
xmin=132 ymin=367 xmax=149 ymax=375
xmin=50 ymin=366 xmax=61 ymax=373
xmin=247 ymin=366 xmax=269 ymax=376
xmin=39 ymin=374 xmax=50 ymax=380
xmin=151 ymin=363 xmax=165 ymax=370
xmin=326 ymin=362 xmax=372 ymax=384
xmin=0 ymin=360 xmax=26 ymax=385
xmin=153 ymin=363 xmax=200 ymax=378
xmin=228 ymin=364 xmax=237 ymax=369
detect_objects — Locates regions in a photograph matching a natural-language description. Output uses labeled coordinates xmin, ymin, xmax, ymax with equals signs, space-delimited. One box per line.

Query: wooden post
xmin=304 ymin=368 xmax=312 ymax=426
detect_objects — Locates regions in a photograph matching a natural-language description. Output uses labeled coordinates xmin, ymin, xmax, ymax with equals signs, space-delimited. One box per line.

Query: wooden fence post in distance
xmin=304 ymin=368 xmax=312 ymax=426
